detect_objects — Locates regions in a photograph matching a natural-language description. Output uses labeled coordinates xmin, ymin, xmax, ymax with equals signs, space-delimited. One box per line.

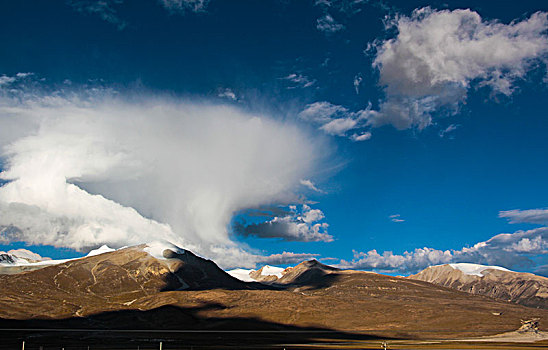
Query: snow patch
xmin=227 ymin=268 xmax=255 ymax=282
xmin=448 ymin=263 xmax=511 ymax=277
xmin=259 ymin=265 xmax=285 ymax=278
xmin=143 ymin=241 xmax=185 ymax=260
xmin=32 ymin=258 xmax=71 ymax=266
xmin=86 ymin=245 xmax=115 ymax=257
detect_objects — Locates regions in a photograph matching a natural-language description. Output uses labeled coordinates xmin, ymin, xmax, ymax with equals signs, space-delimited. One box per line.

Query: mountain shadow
xmin=0 ymin=303 xmax=390 ymax=349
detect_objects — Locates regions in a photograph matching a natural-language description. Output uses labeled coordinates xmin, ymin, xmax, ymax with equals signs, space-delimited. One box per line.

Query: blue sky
xmin=0 ymin=0 xmax=547 ymax=275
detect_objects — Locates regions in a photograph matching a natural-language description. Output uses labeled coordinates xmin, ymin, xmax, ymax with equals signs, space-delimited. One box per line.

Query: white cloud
xmin=0 ymin=80 xmax=328 ymax=268
xmin=217 ymin=88 xmax=237 ymax=101
xmin=233 ymin=204 xmax=332 ymax=242
xmin=314 ymin=0 xmax=368 ymax=17
xmin=300 ymin=179 xmax=325 ymax=193
xmin=320 ymin=118 xmax=357 ymax=136
xmin=0 ymin=73 xmax=33 ymax=87
xmin=0 ymin=76 xmax=16 ymax=87
xmin=303 ymin=9 xmax=548 ymax=140
xmin=499 ymin=208 xmax=548 ymax=225
xmin=159 ymin=0 xmax=209 ymax=12
xmin=439 ymin=124 xmax=460 ymax=138
xmin=339 ymin=226 xmax=548 ymax=275
xmin=316 ymin=14 xmax=345 ymax=33
xmin=350 ymin=132 xmax=371 ymax=142
xmin=280 ymin=74 xmax=316 ymax=89
xmin=389 ymin=214 xmax=404 ymax=223
xmin=369 ymin=8 xmax=548 ymax=130
xmin=298 ymin=101 xmax=377 ymax=141
xmin=353 ymin=74 xmax=363 ymax=94
xmin=298 ymin=101 xmax=349 ymax=124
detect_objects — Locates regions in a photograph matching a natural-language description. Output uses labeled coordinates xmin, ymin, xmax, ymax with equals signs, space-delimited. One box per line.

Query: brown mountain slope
xmin=0 ymin=244 xmax=253 ymax=319
xmin=409 ymin=264 xmax=548 ymax=309
xmin=276 ymin=259 xmax=339 ymax=287
xmin=0 ymin=247 xmax=547 ymax=341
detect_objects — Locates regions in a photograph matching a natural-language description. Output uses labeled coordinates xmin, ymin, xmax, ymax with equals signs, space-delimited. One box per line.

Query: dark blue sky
xmin=0 ymin=0 xmax=547 ymax=274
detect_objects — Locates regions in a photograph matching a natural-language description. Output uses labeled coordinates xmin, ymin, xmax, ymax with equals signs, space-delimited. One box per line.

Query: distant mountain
xmin=227 ymin=264 xmax=288 ymax=283
xmin=0 ymin=248 xmax=56 ymax=274
xmin=409 ymin=263 xmax=548 ymax=309
xmin=228 ymin=260 xmax=336 ymax=285
xmin=276 ymin=260 xmax=338 ymax=286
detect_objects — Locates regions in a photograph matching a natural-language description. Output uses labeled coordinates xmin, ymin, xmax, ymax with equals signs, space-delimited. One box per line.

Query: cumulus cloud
xmin=370 ymin=8 xmax=548 ymax=130
xmin=298 ymin=101 xmax=377 ymax=141
xmin=339 ymin=226 xmax=548 ymax=275
xmin=302 ymin=8 xmax=548 ymax=140
xmin=499 ymin=208 xmax=548 ymax=225
xmin=316 ymin=14 xmax=345 ymax=33
xmin=0 ymin=78 xmax=328 ymax=268
xmin=233 ymin=204 xmax=332 ymax=242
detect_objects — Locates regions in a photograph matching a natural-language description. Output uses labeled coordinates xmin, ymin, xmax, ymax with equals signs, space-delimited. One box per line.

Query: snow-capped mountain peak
xmin=86 ymin=245 xmax=115 ymax=257
xmin=142 ymin=241 xmax=186 ymax=260
xmin=226 ymin=268 xmax=255 ymax=282
xmin=448 ymin=263 xmax=510 ymax=277
xmin=0 ymin=248 xmax=50 ymax=266
xmin=258 ymin=265 xmax=285 ymax=278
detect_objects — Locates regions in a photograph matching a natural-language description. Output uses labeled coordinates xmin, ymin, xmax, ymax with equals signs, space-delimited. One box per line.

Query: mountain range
xmin=1 ymin=242 xmax=547 ymax=348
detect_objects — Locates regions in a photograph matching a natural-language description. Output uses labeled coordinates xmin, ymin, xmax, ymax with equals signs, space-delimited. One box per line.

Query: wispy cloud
xmin=316 ymin=14 xmax=345 ymax=33
xmin=439 ymin=124 xmax=460 ymax=138
xmin=298 ymin=101 xmax=376 ymax=141
xmin=217 ymin=88 xmax=237 ymax=101
xmin=67 ymin=0 xmax=209 ymax=29
xmin=280 ymin=73 xmax=316 ymax=89
xmin=67 ymin=0 xmax=127 ymax=30
xmin=353 ymin=74 xmax=362 ymax=94
xmin=159 ymin=0 xmax=209 ymax=13
xmin=499 ymin=208 xmax=548 ymax=225
xmin=389 ymin=214 xmax=404 ymax=223
xmin=300 ymin=179 xmax=325 ymax=193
